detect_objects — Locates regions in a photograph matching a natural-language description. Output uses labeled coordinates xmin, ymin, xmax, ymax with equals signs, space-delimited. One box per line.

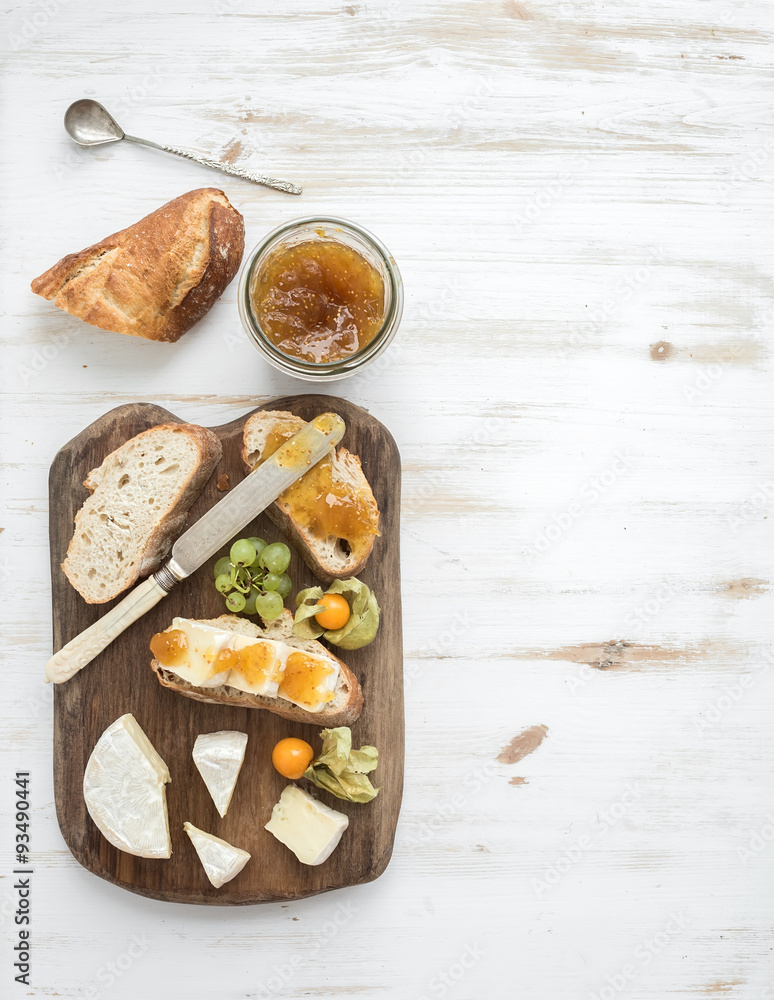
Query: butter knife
xmin=45 ymin=413 xmax=345 ymax=684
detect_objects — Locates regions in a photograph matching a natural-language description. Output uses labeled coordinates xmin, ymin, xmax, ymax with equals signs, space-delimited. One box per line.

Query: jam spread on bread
xmin=261 ymin=423 xmax=379 ymax=559
xmin=149 ymin=628 xmax=188 ymax=666
xmin=279 ymin=652 xmax=337 ymax=709
xmin=250 ymin=238 xmax=385 ymax=363
xmin=233 ymin=642 xmax=282 ymax=688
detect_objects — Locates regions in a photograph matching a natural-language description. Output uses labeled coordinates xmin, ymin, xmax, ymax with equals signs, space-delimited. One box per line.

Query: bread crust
xmin=31 ymin=188 xmax=245 ymax=343
xmin=63 ymin=422 xmax=222 ymax=603
xmin=150 ymin=613 xmax=363 ymax=725
xmin=241 ymin=411 xmax=379 ymax=583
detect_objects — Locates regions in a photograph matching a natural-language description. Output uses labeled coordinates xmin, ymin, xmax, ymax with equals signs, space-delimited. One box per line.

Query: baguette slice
xmin=63 ymin=423 xmax=222 ymax=604
xmin=151 ymin=612 xmax=363 ymax=726
xmin=31 ymin=188 xmax=244 ymax=343
xmin=242 ymin=410 xmax=379 ymax=582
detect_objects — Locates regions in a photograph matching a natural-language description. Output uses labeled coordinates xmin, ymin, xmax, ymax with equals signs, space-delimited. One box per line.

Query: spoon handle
xmin=123 ymin=134 xmax=302 ymax=195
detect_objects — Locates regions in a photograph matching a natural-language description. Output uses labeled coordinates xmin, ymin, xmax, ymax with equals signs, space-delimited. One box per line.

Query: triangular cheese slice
xmin=192 ymin=730 xmax=248 ymax=817
xmin=83 ymin=713 xmax=171 ymax=859
xmin=184 ymin=822 xmax=251 ymax=888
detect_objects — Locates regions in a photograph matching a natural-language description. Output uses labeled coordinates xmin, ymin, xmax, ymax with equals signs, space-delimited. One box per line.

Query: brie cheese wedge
xmin=265 ymin=785 xmax=349 ymax=866
xmin=83 ymin=713 xmax=171 ymax=859
xmin=184 ymin=822 xmax=251 ymax=888
xmin=192 ymin=731 xmax=248 ymax=818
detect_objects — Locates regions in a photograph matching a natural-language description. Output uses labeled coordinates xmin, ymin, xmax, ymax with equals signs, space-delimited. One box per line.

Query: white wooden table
xmin=2 ymin=1 xmax=773 ymax=996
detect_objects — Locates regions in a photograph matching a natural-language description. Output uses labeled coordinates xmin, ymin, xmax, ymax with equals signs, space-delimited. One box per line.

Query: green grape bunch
xmin=212 ymin=537 xmax=292 ymax=621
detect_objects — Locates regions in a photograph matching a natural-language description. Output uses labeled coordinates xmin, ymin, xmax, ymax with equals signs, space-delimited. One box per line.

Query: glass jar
xmin=238 ymin=216 xmax=404 ymax=382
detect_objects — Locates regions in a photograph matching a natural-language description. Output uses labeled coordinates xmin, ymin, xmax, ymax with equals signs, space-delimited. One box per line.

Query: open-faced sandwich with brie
xmin=149 ymin=611 xmax=363 ymax=726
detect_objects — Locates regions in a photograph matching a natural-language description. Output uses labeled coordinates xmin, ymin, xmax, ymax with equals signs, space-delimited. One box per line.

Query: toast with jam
xmin=241 ymin=410 xmax=379 ymax=582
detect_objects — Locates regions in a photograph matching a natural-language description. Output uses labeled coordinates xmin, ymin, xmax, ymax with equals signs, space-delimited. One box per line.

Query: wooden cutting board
xmin=49 ymin=395 xmax=403 ymax=905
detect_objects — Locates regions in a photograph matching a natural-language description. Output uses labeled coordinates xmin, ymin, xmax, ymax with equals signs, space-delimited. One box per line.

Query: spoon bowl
xmin=65 ymin=99 xmax=125 ymax=146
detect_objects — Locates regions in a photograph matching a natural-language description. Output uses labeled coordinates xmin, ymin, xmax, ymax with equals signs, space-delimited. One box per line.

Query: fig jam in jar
xmin=253 ymin=239 xmax=385 ymax=364
xmin=239 ymin=218 xmax=403 ymax=382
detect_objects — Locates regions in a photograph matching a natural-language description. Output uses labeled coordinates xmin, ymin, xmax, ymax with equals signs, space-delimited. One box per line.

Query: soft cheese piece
xmin=83 ymin=714 xmax=171 ymax=859
xmin=192 ymin=731 xmax=248 ymax=818
xmin=264 ymin=785 xmax=349 ymax=866
xmin=155 ymin=617 xmax=340 ymax=712
xmin=183 ymin=822 xmax=251 ymax=888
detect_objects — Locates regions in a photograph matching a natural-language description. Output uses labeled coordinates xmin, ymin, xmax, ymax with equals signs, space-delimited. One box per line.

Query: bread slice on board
xmin=151 ymin=612 xmax=363 ymax=726
xmin=31 ymin=188 xmax=244 ymax=343
xmin=63 ymin=423 xmax=222 ymax=603
xmin=242 ymin=410 xmax=379 ymax=582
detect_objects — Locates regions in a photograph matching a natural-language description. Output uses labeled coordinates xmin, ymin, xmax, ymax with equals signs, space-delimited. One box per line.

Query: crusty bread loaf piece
xmin=31 ymin=188 xmax=244 ymax=343
xmin=151 ymin=612 xmax=363 ymax=726
xmin=242 ymin=410 xmax=379 ymax=582
xmin=63 ymin=423 xmax=222 ymax=603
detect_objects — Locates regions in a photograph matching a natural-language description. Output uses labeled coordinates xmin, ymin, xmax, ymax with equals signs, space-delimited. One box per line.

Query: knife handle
xmin=45 ymin=576 xmax=169 ymax=685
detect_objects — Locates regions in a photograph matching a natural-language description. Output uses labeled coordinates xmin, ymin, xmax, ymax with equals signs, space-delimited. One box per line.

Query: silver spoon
xmin=64 ymin=99 xmax=301 ymax=196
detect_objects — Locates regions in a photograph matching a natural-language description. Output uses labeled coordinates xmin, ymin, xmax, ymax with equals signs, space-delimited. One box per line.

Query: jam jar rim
xmin=238 ymin=216 xmax=404 ymax=382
